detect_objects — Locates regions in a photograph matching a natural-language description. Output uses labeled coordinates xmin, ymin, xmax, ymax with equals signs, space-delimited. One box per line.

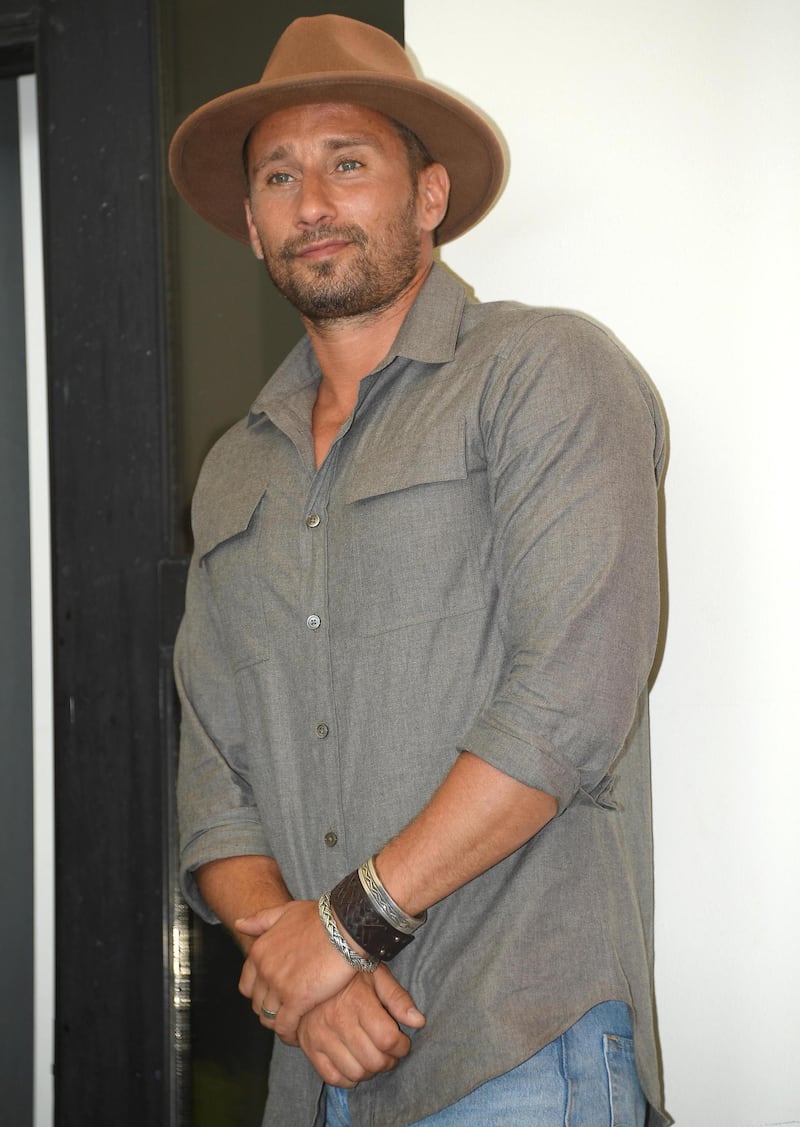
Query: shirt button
xmin=306 ymin=614 xmax=321 ymax=630
xmin=316 ymin=723 xmax=329 ymax=739
xmin=306 ymin=513 xmax=321 ymax=528
xmin=324 ymin=831 xmax=338 ymax=848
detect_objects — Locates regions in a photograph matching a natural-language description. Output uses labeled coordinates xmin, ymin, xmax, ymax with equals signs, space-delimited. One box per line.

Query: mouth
xmin=293 ymin=238 xmax=352 ymax=261
xmin=282 ymin=225 xmax=366 ymax=263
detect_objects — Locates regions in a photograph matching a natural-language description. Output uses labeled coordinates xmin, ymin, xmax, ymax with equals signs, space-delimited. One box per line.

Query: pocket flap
xmin=194 ymin=478 xmax=267 ymax=564
xmin=345 ymin=419 xmax=467 ymax=503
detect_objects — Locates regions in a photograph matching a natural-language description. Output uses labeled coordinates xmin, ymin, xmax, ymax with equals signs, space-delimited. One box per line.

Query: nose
xmin=295 ymin=171 xmax=336 ymax=228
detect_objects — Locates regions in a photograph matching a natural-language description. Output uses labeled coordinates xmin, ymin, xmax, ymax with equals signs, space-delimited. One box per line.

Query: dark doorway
xmin=0 ymin=1 xmax=402 ymax=1124
xmin=160 ymin=7 xmax=404 ymax=1124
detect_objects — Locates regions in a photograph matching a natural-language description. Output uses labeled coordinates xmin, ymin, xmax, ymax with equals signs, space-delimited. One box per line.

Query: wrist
xmin=328 ymin=903 xmax=370 ymax=958
xmin=370 ymin=848 xmax=426 ymax=920
xmin=364 ymin=854 xmax=427 ymax=930
xmin=318 ymin=892 xmax=380 ymax=972
xmin=328 ymin=856 xmax=427 ymax=962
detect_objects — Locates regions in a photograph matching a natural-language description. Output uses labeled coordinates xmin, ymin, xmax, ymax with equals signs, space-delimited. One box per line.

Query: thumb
xmin=235 ymin=903 xmax=288 ymax=936
xmin=372 ymin=964 xmax=426 ymax=1028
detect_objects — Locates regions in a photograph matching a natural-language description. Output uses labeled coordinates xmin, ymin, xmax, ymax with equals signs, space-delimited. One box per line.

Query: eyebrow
xmin=325 ymin=133 xmax=385 ymax=151
xmin=251 ymin=133 xmax=386 ymax=174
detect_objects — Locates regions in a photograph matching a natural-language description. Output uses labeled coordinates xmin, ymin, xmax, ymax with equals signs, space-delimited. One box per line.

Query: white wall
xmin=406 ymin=2 xmax=800 ymax=1124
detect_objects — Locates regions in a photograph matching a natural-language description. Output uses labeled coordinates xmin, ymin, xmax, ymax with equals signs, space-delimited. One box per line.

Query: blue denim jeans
xmin=325 ymin=1000 xmax=645 ymax=1127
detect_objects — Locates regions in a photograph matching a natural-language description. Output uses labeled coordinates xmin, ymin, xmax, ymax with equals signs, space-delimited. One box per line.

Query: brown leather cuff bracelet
xmin=329 ymin=869 xmax=416 ymax=961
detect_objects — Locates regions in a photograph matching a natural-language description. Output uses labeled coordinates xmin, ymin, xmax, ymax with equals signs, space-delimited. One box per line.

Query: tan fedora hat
xmin=168 ymin=14 xmax=506 ymax=246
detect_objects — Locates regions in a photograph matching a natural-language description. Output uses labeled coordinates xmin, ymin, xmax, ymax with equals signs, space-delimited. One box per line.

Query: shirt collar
xmin=387 ymin=261 xmax=467 ymax=366
xmin=247 ymin=262 xmax=467 ymax=426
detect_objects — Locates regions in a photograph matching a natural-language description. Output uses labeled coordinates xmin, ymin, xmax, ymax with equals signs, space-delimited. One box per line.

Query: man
xmin=170 ymin=14 xmax=669 ymax=1127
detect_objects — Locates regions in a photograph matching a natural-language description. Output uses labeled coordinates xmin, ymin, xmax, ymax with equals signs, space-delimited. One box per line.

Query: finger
xmin=347 ymin=1022 xmax=407 ymax=1071
xmin=311 ymin=1033 xmax=375 ymax=1086
xmin=299 ymin=1018 xmax=399 ymax=1085
xmin=235 ymin=905 xmax=286 ymax=935
xmin=238 ymin=958 xmax=257 ymax=999
xmin=372 ymin=965 xmax=426 ymax=1028
xmin=258 ymin=1000 xmax=280 ymax=1028
xmin=327 ymin=977 xmax=411 ymax=1061
xmin=304 ymin=1046 xmax=364 ymax=1089
xmin=354 ymin=1009 xmax=411 ymax=1061
xmin=272 ymin=1003 xmax=301 ymax=1046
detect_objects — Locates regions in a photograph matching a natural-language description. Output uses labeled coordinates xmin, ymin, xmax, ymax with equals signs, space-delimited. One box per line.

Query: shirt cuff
xmin=460 ymin=715 xmax=581 ymax=814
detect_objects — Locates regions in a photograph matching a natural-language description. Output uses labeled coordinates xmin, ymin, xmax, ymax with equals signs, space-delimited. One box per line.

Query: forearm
xmin=375 ymin=751 xmax=558 ymax=919
xmin=196 ymin=854 xmax=292 ymax=951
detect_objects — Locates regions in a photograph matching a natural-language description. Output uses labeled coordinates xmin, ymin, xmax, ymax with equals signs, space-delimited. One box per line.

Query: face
xmin=243 ymin=103 xmax=448 ymax=322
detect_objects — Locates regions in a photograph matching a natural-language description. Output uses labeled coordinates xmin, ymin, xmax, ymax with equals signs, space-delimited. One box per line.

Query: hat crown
xmin=261 ymin=15 xmax=415 ymax=85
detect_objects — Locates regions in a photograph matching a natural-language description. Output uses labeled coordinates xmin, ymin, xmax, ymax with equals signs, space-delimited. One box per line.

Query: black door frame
xmin=1 ymin=1 xmax=174 ymax=1122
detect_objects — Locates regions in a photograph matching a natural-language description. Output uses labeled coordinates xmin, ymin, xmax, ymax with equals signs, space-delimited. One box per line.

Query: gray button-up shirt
xmin=175 ymin=264 xmax=668 ymax=1127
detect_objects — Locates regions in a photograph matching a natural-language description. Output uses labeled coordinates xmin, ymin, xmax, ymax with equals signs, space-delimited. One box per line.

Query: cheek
xmin=335 ymin=183 xmax=397 ymax=223
xmin=248 ymin=207 xmax=287 ymax=259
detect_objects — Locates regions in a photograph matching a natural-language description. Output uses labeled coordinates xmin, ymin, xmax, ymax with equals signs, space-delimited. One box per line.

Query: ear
xmin=244 ymin=198 xmax=265 ymax=260
xmin=417 ymin=162 xmax=450 ymax=234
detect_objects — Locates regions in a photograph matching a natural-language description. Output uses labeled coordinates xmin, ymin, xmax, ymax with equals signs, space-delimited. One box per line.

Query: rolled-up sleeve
xmin=461 ymin=312 xmax=664 ymax=811
xmin=174 ymin=549 xmax=270 ymax=923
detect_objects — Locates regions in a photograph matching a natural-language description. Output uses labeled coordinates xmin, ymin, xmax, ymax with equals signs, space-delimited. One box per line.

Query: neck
xmin=304 ymin=261 xmax=432 ymax=406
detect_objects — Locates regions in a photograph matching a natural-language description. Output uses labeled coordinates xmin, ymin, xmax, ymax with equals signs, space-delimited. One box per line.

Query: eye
xmin=267 ymin=171 xmax=294 ymax=185
xmin=336 ymin=159 xmax=363 ymax=173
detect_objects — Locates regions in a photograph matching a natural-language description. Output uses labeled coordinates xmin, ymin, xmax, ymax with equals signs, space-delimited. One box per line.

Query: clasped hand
xmin=236 ymin=899 xmax=425 ymax=1087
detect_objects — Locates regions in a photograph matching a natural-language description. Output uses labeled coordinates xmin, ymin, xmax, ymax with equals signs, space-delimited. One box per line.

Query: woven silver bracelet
xmin=359 ymin=855 xmax=427 ymax=935
xmin=318 ymin=892 xmax=380 ymax=972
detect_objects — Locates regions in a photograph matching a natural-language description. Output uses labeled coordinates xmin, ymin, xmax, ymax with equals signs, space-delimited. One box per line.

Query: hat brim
xmin=169 ymin=73 xmax=506 ymax=246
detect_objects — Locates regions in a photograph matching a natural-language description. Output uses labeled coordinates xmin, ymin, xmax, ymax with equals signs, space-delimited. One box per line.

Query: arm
xmin=373 ymin=751 xmax=557 ymax=918
xmin=235 ymin=755 xmax=555 ymax=1042
xmin=195 ymin=854 xmax=291 ymax=951
xmin=197 ymin=854 xmax=424 ymax=1080
xmin=177 ymin=514 xmax=425 ymax=1070
xmin=195 ymin=854 xmax=358 ymax=1028
xmin=294 ymin=754 xmax=554 ymax=1078
xmin=175 ymin=452 xmax=428 ymax=1072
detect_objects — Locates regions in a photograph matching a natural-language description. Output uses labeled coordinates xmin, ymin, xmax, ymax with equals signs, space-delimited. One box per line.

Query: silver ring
xmin=260 ymin=1006 xmax=278 ymax=1021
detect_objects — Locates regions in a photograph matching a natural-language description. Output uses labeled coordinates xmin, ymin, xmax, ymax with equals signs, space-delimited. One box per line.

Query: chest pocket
xmin=195 ymin=480 xmax=271 ymax=671
xmin=344 ymin=420 xmax=487 ymax=636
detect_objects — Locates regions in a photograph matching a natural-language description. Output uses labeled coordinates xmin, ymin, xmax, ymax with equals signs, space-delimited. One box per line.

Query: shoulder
xmin=463 ymin=299 xmax=657 ymax=402
xmin=460 ymin=298 xmax=638 ymax=372
xmin=455 ymin=299 xmax=664 ymax=472
xmin=194 ymin=413 xmax=257 ymax=501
